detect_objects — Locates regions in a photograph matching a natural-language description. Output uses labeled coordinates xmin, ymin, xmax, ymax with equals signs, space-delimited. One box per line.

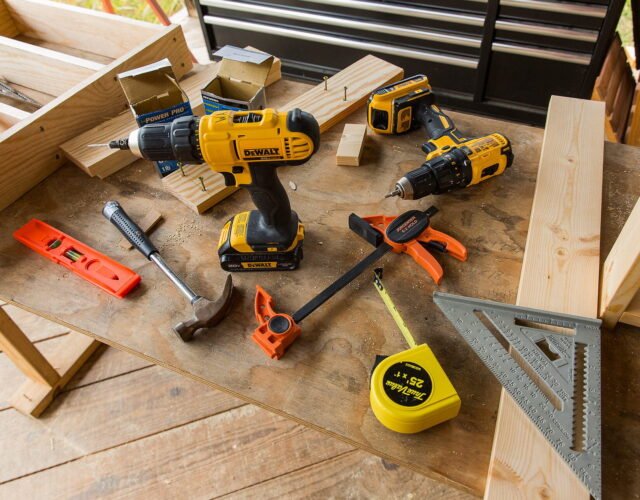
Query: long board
xmin=485 ymin=96 xmax=605 ymax=499
xmin=283 ymin=54 xmax=403 ymax=133
xmin=0 ymin=24 xmax=192 ymax=212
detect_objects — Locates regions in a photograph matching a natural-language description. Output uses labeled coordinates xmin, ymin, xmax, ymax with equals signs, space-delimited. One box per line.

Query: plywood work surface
xmin=0 ymin=79 xmax=639 ymax=497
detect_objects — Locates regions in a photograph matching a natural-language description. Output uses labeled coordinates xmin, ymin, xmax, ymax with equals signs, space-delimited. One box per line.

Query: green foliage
xmin=53 ymin=0 xmax=184 ymax=23
xmin=618 ymin=0 xmax=633 ymax=47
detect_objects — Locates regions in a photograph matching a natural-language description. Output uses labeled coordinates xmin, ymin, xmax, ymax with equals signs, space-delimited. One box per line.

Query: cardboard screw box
xmin=118 ymin=59 xmax=193 ymax=177
xmin=202 ymin=45 xmax=274 ymax=114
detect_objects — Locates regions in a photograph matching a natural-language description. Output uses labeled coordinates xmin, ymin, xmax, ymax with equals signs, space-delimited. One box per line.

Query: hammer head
xmin=173 ymin=275 xmax=234 ymax=341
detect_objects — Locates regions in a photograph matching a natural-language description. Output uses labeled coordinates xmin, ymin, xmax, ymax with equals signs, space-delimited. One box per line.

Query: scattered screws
xmin=343 ymin=86 xmax=347 ymax=101
xmin=198 ymin=176 xmax=206 ymax=191
xmin=179 ymin=162 xmax=185 ymax=176
xmin=323 ymin=76 xmax=328 ymax=91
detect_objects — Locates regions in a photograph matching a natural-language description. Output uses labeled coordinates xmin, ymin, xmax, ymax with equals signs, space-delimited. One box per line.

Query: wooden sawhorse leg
xmin=0 ymin=305 xmax=100 ymax=417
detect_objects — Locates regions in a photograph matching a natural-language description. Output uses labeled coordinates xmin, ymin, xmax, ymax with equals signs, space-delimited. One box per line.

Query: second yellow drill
xmin=367 ymin=75 xmax=513 ymax=200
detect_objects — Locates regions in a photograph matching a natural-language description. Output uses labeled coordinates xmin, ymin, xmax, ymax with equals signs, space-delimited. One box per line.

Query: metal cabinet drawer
xmin=200 ymin=0 xmax=482 ymax=58
xmin=485 ymin=45 xmax=589 ymax=107
xmin=203 ymin=19 xmax=478 ymax=94
xmin=495 ymin=19 xmax=598 ymax=52
xmin=499 ymin=0 xmax=607 ymax=30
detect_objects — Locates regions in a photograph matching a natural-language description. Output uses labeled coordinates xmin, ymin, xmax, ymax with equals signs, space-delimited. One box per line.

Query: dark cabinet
xmin=194 ymin=0 xmax=625 ymax=125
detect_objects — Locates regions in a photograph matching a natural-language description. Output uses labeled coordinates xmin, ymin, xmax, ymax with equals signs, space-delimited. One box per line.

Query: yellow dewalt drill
xmin=107 ymin=108 xmax=320 ymax=271
xmin=367 ymin=75 xmax=513 ymax=200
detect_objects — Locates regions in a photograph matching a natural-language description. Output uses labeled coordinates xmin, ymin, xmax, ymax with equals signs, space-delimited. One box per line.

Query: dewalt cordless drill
xmin=107 ymin=108 xmax=320 ymax=271
xmin=367 ymin=75 xmax=514 ymax=200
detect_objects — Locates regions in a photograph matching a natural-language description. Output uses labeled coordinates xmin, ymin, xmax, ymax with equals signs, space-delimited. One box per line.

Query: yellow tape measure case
xmin=370 ymin=344 xmax=460 ymax=434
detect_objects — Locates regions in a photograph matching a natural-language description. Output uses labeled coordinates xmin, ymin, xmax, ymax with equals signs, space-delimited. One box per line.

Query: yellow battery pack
xmin=370 ymin=344 xmax=460 ymax=434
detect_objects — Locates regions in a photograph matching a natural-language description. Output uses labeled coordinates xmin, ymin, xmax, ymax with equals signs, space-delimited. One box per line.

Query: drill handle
xmin=245 ymin=166 xmax=292 ymax=230
xmin=421 ymin=104 xmax=467 ymax=144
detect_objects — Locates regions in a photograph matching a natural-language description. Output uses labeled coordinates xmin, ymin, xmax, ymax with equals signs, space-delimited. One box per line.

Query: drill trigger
xmin=221 ymin=172 xmax=236 ymax=187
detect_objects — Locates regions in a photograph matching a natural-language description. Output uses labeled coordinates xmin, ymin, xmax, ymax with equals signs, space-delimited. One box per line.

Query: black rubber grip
xmin=102 ymin=201 xmax=158 ymax=259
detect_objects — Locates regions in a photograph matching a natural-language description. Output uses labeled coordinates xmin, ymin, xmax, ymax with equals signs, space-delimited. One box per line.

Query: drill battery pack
xmin=217 ymin=210 xmax=305 ymax=271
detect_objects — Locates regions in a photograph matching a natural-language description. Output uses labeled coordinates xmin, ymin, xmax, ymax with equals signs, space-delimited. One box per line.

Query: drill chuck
xmin=113 ymin=116 xmax=203 ymax=164
xmin=389 ymin=149 xmax=471 ymax=200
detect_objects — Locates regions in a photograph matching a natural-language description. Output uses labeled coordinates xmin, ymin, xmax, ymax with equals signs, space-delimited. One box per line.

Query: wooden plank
xmin=485 ymin=97 xmax=604 ymax=499
xmin=0 ymin=24 xmax=192 ymax=212
xmin=60 ymin=50 xmax=280 ymax=179
xmin=161 ymin=163 xmax=237 ymax=214
xmin=620 ymin=292 xmax=640 ymax=326
xmin=61 ymin=110 xmax=137 ymax=178
xmin=119 ymin=209 xmax=162 ymax=250
xmin=0 ymin=305 xmax=59 ymax=386
xmin=624 ymin=80 xmax=640 ymax=146
xmin=0 ymin=0 xmax=18 ymax=38
xmin=0 ymin=335 xmax=151 ymax=410
xmin=0 ymin=302 xmax=70 ymax=345
xmin=0 ymin=102 xmax=29 ymax=127
xmin=0 ymin=365 xmax=242 ymax=482
xmin=0 ymin=35 xmax=102 ymax=96
xmin=611 ymin=69 xmax=634 ymax=140
xmin=600 ymin=198 xmax=640 ymax=329
xmin=283 ymin=55 xmax=403 ymax=133
xmin=11 ymin=332 xmax=100 ymax=417
xmin=336 ymin=123 xmax=367 ymax=166
xmin=4 ymin=0 xmax=161 ymax=59
xmin=0 ymin=404 xmax=351 ymax=498
xmin=225 ymin=451 xmax=474 ymax=499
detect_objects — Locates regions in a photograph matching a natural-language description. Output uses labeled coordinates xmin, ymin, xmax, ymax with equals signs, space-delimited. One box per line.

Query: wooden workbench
xmin=0 ymin=78 xmax=638 ymax=497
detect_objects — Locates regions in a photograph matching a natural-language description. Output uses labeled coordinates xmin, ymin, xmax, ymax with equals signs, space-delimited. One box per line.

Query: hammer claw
xmin=173 ymin=275 xmax=234 ymax=341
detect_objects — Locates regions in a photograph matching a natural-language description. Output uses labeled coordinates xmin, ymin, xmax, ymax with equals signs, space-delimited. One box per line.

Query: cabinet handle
xmin=493 ymin=42 xmax=591 ymax=64
xmin=500 ymin=0 xmax=607 ymax=18
xmin=496 ymin=20 xmax=598 ymax=42
xmin=203 ymin=16 xmax=479 ymax=69
xmin=200 ymin=0 xmax=482 ymax=48
xmin=299 ymin=0 xmax=484 ymax=27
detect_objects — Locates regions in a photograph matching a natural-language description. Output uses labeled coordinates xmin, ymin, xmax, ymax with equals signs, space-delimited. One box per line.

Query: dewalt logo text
xmin=244 ymin=148 xmax=280 ymax=157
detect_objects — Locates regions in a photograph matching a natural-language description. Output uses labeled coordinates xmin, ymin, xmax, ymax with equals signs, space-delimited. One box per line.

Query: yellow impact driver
xmin=106 ymin=108 xmax=320 ymax=271
xmin=370 ymin=268 xmax=460 ymax=434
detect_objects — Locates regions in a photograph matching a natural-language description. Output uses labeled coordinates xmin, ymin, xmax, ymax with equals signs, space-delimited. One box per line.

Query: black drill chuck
xmin=110 ymin=116 xmax=202 ymax=163
xmin=388 ymin=149 xmax=472 ymax=200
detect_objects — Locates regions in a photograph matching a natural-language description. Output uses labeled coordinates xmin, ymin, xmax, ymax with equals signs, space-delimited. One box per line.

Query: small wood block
xmin=336 ymin=124 xmax=367 ymax=166
xmin=119 ymin=209 xmax=162 ymax=250
xmin=10 ymin=332 xmax=101 ymax=417
xmin=283 ymin=55 xmax=403 ymax=133
xmin=162 ymin=163 xmax=237 ymax=214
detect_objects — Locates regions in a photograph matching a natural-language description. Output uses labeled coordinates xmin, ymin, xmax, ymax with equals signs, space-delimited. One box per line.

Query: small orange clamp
xmin=362 ymin=209 xmax=468 ymax=285
xmin=253 ymin=286 xmax=301 ymax=360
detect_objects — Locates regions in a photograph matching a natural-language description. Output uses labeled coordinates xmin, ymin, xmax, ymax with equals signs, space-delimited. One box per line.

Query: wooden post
xmin=0 ymin=304 xmax=101 ymax=417
xmin=600 ymin=198 xmax=640 ymax=329
xmin=0 ymin=305 xmax=60 ymax=387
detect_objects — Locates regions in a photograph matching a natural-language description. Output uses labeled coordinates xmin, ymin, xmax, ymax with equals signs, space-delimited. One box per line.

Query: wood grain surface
xmin=4 ymin=0 xmax=161 ymax=60
xmin=0 ymin=24 xmax=192 ymax=212
xmin=283 ymin=55 xmax=403 ymax=133
xmin=0 ymin=35 xmax=102 ymax=96
xmin=600 ymin=198 xmax=640 ymax=329
xmin=485 ymin=97 xmax=604 ymax=499
xmin=0 ymin=79 xmax=638 ymax=496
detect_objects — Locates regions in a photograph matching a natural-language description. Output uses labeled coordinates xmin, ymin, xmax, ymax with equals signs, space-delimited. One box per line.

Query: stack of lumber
xmin=0 ymin=0 xmax=193 ymax=212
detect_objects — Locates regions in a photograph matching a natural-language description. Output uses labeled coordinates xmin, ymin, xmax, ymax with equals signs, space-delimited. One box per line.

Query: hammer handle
xmin=103 ymin=201 xmax=158 ymax=259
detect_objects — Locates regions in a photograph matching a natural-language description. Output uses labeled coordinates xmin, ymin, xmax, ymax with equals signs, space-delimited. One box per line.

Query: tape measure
xmin=370 ymin=268 xmax=460 ymax=433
